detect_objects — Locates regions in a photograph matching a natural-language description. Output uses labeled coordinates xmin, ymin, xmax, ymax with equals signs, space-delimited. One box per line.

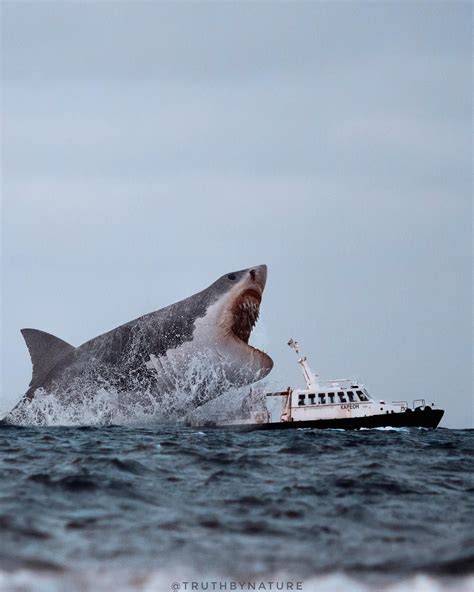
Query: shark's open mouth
xmin=217 ymin=266 xmax=273 ymax=378
xmin=231 ymin=289 xmax=262 ymax=344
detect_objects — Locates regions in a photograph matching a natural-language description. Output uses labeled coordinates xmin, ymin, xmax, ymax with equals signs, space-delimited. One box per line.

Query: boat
xmin=194 ymin=339 xmax=445 ymax=430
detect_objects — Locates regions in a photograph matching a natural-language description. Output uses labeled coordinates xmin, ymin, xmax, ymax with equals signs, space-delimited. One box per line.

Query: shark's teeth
xmin=232 ymin=294 xmax=260 ymax=343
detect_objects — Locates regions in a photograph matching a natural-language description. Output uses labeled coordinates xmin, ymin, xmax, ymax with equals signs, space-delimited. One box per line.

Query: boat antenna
xmin=288 ymin=338 xmax=319 ymax=389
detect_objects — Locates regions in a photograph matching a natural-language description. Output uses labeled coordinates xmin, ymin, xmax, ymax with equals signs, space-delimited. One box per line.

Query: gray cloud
xmin=1 ymin=1 xmax=471 ymax=427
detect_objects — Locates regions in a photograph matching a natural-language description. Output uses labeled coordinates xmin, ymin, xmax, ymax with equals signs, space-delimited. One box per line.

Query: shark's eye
xmin=227 ymin=273 xmax=237 ymax=281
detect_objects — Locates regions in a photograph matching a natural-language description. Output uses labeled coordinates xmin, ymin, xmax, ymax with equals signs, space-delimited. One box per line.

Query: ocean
xmin=1 ymin=424 xmax=473 ymax=592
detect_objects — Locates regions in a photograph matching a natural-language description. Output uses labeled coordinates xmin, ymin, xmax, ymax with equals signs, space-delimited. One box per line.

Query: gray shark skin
xmin=5 ymin=265 xmax=273 ymax=422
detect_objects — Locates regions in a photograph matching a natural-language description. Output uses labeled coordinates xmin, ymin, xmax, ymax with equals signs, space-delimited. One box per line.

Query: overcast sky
xmin=1 ymin=1 xmax=471 ymax=427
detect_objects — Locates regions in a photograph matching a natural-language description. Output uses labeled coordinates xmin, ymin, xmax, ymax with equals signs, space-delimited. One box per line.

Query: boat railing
xmin=319 ymin=379 xmax=355 ymax=389
xmin=412 ymin=398 xmax=426 ymax=409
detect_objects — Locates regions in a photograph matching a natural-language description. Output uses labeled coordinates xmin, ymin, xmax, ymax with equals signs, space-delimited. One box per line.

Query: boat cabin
xmin=296 ymin=387 xmax=370 ymax=406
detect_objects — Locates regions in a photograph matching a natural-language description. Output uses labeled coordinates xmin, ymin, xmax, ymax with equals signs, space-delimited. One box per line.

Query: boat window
xmin=308 ymin=393 xmax=316 ymax=405
xmin=356 ymin=390 xmax=368 ymax=402
xmin=338 ymin=391 xmax=346 ymax=403
xmin=347 ymin=391 xmax=355 ymax=402
xmin=298 ymin=394 xmax=305 ymax=406
xmin=318 ymin=393 xmax=326 ymax=404
xmin=328 ymin=392 xmax=335 ymax=403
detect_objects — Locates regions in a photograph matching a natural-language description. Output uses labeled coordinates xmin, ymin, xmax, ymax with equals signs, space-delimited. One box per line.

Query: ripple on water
xmin=0 ymin=426 xmax=472 ymax=590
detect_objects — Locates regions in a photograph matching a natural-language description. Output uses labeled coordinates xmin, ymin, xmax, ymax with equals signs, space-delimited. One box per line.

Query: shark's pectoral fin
xmin=21 ymin=328 xmax=75 ymax=387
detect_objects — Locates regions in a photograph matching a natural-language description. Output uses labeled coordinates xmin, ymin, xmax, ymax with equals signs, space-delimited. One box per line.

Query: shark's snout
xmin=248 ymin=264 xmax=267 ymax=293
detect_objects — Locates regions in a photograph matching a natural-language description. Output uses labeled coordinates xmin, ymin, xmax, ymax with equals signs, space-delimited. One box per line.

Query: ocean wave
xmin=1 ymin=424 xmax=472 ymax=592
xmin=0 ymin=569 xmax=473 ymax=592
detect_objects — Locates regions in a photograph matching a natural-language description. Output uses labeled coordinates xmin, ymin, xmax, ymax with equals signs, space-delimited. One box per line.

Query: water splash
xmin=185 ymin=383 xmax=269 ymax=427
xmin=4 ymin=352 xmax=267 ymax=427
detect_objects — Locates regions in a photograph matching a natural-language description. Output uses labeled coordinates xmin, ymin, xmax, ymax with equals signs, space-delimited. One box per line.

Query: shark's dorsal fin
xmin=21 ymin=329 xmax=75 ymax=387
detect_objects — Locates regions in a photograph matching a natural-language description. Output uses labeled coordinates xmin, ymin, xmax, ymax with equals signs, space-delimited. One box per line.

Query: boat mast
xmin=288 ymin=339 xmax=320 ymax=390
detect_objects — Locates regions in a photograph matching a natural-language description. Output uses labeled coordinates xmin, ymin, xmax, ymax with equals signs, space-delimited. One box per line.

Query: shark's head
xmin=193 ymin=264 xmax=273 ymax=385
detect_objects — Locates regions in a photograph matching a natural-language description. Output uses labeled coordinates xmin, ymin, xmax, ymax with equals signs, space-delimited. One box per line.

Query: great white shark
xmin=5 ymin=265 xmax=273 ymax=422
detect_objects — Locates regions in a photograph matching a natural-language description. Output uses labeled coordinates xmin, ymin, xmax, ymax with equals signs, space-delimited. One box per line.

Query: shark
xmin=5 ymin=265 xmax=273 ymax=422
